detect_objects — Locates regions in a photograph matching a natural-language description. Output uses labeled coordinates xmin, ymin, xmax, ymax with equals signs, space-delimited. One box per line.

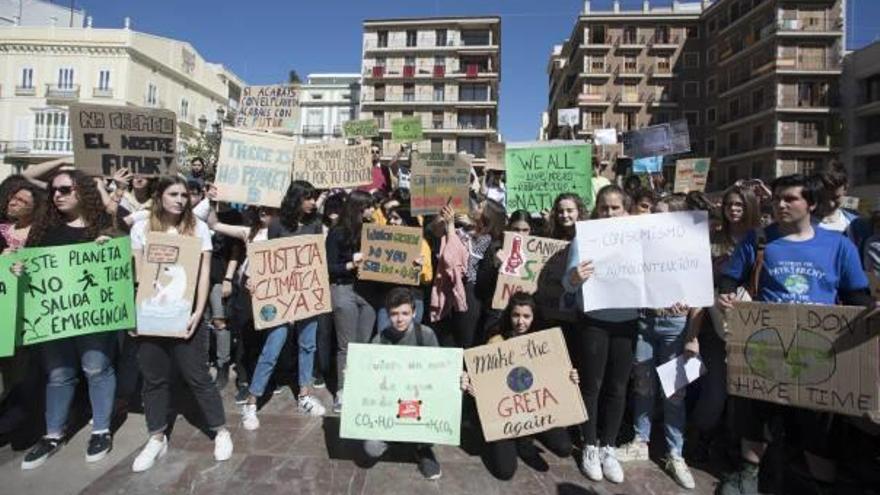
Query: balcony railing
xmin=585 ymin=64 xmax=609 ymax=74
xmin=778 ymin=94 xmax=836 ymax=108
xmin=363 ymin=97 xmax=493 ymax=104
xmin=586 ymin=35 xmax=612 ymax=45
xmin=578 ymin=93 xmax=608 ymax=103
xmin=46 ymin=84 xmax=79 ymax=99
xmin=777 ymin=18 xmax=842 ymax=32
xmin=650 ymin=34 xmax=680 ymax=46
xmin=92 ymin=87 xmax=113 ymax=98
xmin=777 ymin=56 xmax=841 ymax=71
xmin=779 ymin=132 xmax=828 ymax=147
xmin=15 ymin=85 xmax=36 ymax=96
xmin=302 ymin=125 xmax=325 ymax=136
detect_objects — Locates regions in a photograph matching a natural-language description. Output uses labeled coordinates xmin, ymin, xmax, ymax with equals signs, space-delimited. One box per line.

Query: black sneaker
xmin=234 ymin=385 xmax=250 ymax=404
xmin=86 ymin=432 xmax=112 ymax=462
xmin=719 ymin=463 xmax=761 ymax=495
xmin=21 ymin=437 xmax=63 ymax=470
xmin=214 ymin=365 xmax=229 ymax=391
xmin=313 ymin=377 xmax=326 ymax=389
xmin=416 ymin=446 xmax=442 ymax=480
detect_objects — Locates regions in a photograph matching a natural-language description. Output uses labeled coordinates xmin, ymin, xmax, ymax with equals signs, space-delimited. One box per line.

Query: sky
xmin=72 ymin=0 xmax=880 ymax=142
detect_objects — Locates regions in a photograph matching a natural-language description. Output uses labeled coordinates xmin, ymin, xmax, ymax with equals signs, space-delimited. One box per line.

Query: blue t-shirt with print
xmin=723 ymin=224 xmax=868 ymax=304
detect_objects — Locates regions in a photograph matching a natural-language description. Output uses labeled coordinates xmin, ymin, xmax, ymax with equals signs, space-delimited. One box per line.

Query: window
xmin=377 ymin=30 xmax=388 ymax=48
xmin=707 ymin=77 xmax=717 ymax=95
xmin=57 ymin=68 xmax=74 ymax=89
xmin=798 ymin=158 xmax=818 ymax=175
xmin=590 ymin=25 xmax=607 ymax=44
xmin=458 ymin=111 xmax=487 ymax=129
xmin=802 ymin=121 xmax=818 ymax=140
xmin=461 ymin=30 xmax=490 ymax=46
xmin=402 ymin=110 xmax=414 ymax=117
xmin=33 ymin=109 xmax=71 ymax=152
xmin=179 ymin=98 xmax=189 ymax=119
xmin=683 ymin=81 xmax=700 ymax=98
xmin=589 ymin=111 xmax=604 ymax=128
xmin=752 ymin=88 xmax=765 ymax=112
xmin=459 ymin=84 xmax=488 ymax=102
xmin=431 ymin=138 xmax=443 ymax=153
xmin=403 ymin=84 xmax=415 ymax=102
xmin=433 ymin=84 xmax=445 ymax=102
xmin=729 ymin=132 xmax=740 ymax=152
xmin=686 ymin=25 xmax=699 ymax=39
xmin=375 ymin=57 xmax=387 ymax=68
xmin=146 ymin=82 xmax=158 ymax=106
xmin=623 ymin=112 xmax=638 ymax=131
xmin=729 ymin=98 xmax=740 ymax=118
xmin=706 ymin=138 xmax=716 ymax=154
xmin=374 ymin=84 xmax=385 ymax=102
xmin=310 ymin=93 xmax=324 ymax=100
xmin=623 ymin=26 xmax=638 ymax=44
xmin=708 ymin=19 xmax=717 ymax=34
xmin=457 ymin=136 xmax=486 ymax=158
xmin=20 ymin=67 xmax=34 ymax=88
xmin=656 ymin=82 xmax=671 ymax=101
xmin=406 ymin=30 xmax=417 ymax=47
xmin=655 ymin=26 xmax=670 ymax=44
xmin=683 ymin=52 xmax=699 ymax=69
xmin=684 ymin=111 xmax=699 ymax=127
xmin=657 ymin=55 xmax=671 ymax=72
xmin=707 ymin=47 xmax=718 ymax=64
xmin=707 ymin=107 xmax=717 ymax=123
xmin=436 ymin=29 xmax=447 ymax=47
xmin=434 ymin=55 xmax=446 ymax=67
xmin=752 ymin=124 xmax=764 ymax=147
xmin=589 ymin=55 xmax=606 ymax=72
xmin=624 ymin=55 xmax=637 ymax=72
xmin=585 ymin=83 xmax=603 ymax=95
xmin=432 ymin=111 xmax=444 ymax=129
xmin=623 ymin=82 xmax=639 ymax=102
xmin=97 ymin=70 xmax=111 ymax=90
xmin=373 ymin=111 xmax=384 ymax=129
xmin=404 ymin=56 xmax=415 ymax=67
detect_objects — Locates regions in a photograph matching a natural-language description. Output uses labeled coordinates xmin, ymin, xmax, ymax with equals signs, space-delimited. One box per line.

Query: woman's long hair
xmin=0 ymin=179 xmax=47 ymax=227
xmin=148 ymin=175 xmax=196 ymax=235
xmin=28 ymin=170 xmax=110 ymax=246
xmin=717 ymin=185 xmax=760 ymax=251
xmin=478 ymin=199 xmax=506 ymax=242
xmin=337 ymin=190 xmax=373 ymax=248
xmin=548 ymin=193 xmax=587 ymax=240
xmin=279 ymin=180 xmax=317 ymax=232
xmin=497 ymin=292 xmax=537 ymax=340
xmin=506 ymin=209 xmax=532 ymax=232
xmin=590 ymin=184 xmax=632 ymax=219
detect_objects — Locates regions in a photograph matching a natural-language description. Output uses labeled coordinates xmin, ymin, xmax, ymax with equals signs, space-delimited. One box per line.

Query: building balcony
xmin=581 ymin=67 xmax=612 ymax=78
xmin=0 ymin=138 xmax=72 ymax=156
xmin=615 ymin=93 xmax=643 ymax=107
xmin=364 ymin=40 xmax=498 ymax=53
xmin=362 ymin=98 xmax=496 ymax=107
xmin=92 ymin=87 xmax=113 ymax=98
xmin=302 ymin=125 xmax=325 ymax=136
xmin=776 ymin=57 xmax=842 ymax=73
xmin=378 ymin=124 xmax=495 ymax=135
xmin=647 ymin=35 xmax=680 ymax=50
xmin=577 ymin=93 xmax=611 ymax=106
xmin=582 ymin=36 xmax=613 ymax=49
xmin=777 ymin=94 xmax=837 ymax=110
xmin=650 ymin=66 xmax=674 ymax=78
xmin=617 ymin=66 xmax=644 ymax=79
xmin=778 ymin=133 xmax=831 ymax=148
xmin=855 ymin=100 xmax=880 ymax=117
xmin=45 ymin=84 xmax=80 ymax=100
xmin=363 ymin=67 xmax=498 ymax=81
xmin=776 ymin=18 xmax=843 ymax=36
xmin=616 ymin=35 xmax=646 ymax=49
xmin=15 ymin=85 xmax=36 ymax=96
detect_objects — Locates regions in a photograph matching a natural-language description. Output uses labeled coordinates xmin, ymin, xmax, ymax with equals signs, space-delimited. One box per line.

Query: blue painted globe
xmin=506 ymin=366 xmax=534 ymax=393
xmin=259 ymin=304 xmax=277 ymax=322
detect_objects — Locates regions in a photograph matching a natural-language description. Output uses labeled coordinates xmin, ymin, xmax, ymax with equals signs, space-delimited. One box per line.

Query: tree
xmin=288 ymin=70 xmax=302 ymax=84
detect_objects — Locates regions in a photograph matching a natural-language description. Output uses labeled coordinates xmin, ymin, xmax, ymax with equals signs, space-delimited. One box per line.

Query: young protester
xmin=630 ymin=187 xmax=656 ymax=216
xmin=461 ymin=292 xmax=577 ymax=480
xmin=363 ymin=287 xmax=443 ymax=480
xmin=119 ymin=174 xmax=154 ymax=214
xmin=0 ymin=181 xmax=45 ymax=252
xmin=238 ymin=181 xmax=326 ymax=426
xmin=187 ymin=156 xmax=207 ymax=181
xmin=813 ymin=165 xmax=859 ymax=235
xmin=562 ymin=185 xmax=639 ymax=484
xmin=506 ymin=209 xmax=533 ymax=236
xmin=717 ymin=174 xmax=871 ymax=495
xmin=327 ymin=190 xmax=377 ymax=412
xmin=20 ymin=171 xmax=123 ymax=470
xmin=129 ymin=175 xmax=232 ymax=472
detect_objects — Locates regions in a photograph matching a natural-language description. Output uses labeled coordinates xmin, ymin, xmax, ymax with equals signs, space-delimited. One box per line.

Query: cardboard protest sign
xmin=492 ymin=233 xmax=569 ymax=310
xmin=0 ymin=256 xmax=18 ymax=357
xmin=557 ymin=108 xmax=580 ymax=127
xmin=464 ymin=328 xmax=586 ymax=441
xmin=594 ymin=129 xmax=618 ymax=145
xmin=247 ymin=235 xmax=331 ymax=330
xmin=359 ymin=224 xmax=423 ymax=286
xmin=674 ymin=158 xmax=711 ymax=193
xmin=391 ymin=116 xmax=423 ymax=142
xmin=506 ymin=141 xmax=592 ymax=214
xmin=575 ymin=211 xmax=714 ymax=311
xmin=69 ymin=103 xmax=177 ymax=176
xmin=343 ymin=118 xmax=380 ymax=139
xmin=215 ymin=127 xmax=295 ymax=208
xmin=485 ymin=142 xmax=506 ymax=171
xmin=292 ymin=141 xmax=372 ymax=189
xmin=17 ymin=237 xmax=134 ymax=345
xmin=623 ymin=120 xmax=691 ymax=159
xmin=135 ymin=233 xmax=201 ymax=338
xmin=340 ymin=343 xmax=463 ymax=445
xmin=236 ymin=84 xmax=299 ymax=131
xmin=410 ymin=152 xmax=470 ymax=216
xmin=726 ymin=302 xmax=880 ymax=416
xmin=633 ymin=155 xmax=663 ymax=174
xmin=669 ymin=119 xmax=692 ymax=156
xmin=841 ymin=196 xmax=860 ymax=211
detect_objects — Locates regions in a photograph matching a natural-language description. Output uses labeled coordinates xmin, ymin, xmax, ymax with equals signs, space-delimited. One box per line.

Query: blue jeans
xmin=375 ymin=296 xmax=424 ymax=334
xmin=633 ymin=314 xmax=687 ymax=457
xmin=42 ymin=333 xmax=117 ymax=437
xmin=249 ymin=317 xmax=318 ymax=398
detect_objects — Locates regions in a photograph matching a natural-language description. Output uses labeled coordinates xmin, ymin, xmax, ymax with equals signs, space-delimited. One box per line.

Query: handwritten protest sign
xmin=136 ymin=234 xmax=201 ymax=338
xmin=594 ymin=129 xmax=618 ymax=145
xmin=292 ymin=141 xmax=372 ymax=189
xmin=410 ymin=152 xmax=470 ymax=215
xmin=359 ymin=224 xmax=423 ymax=286
xmin=16 ymin=237 xmax=134 ymax=345
xmin=69 ymin=103 xmax=177 ymax=176
xmin=0 ymin=256 xmax=18 ymax=357
xmin=674 ymin=158 xmax=710 ymax=193
xmin=557 ymin=108 xmax=580 ymax=127
xmin=485 ymin=142 xmax=506 ymax=171
xmin=247 ymin=235 xmax=331 ymax=330
xmin=343 ymin=118 xmax=380 ymax=139
xmin=492 ymin=233 xmax=569 ymax=311
xmin=727 ymin=302 xmax=880 ymax=416
xmin=623 ymin=120 xmax=691 ymax=159
xmin=236 ymin=84 xmax=299 ymax=131
xmin=575 ymin=211 xmax=714 ymax=311
xmin=506 ymin=141 xmax=592 ymax=214
xmin=464 ymin=328 xmax=586 ymax=441
xmin=633 ymin=155 xmax=663 ymax=174
xmin=215 ymin=127 xmax=295 ymax=208
xmin=340 ymin=343 xmax=463 ymax=445
xmin=391 ymin=116 xmax=423 ymax=142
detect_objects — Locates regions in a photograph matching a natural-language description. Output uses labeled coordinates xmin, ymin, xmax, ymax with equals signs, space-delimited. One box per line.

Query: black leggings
xmin=486 ymin=427 xmax=572 ymax=480
xmin=577 ymin=318 xmax=637 ymax=447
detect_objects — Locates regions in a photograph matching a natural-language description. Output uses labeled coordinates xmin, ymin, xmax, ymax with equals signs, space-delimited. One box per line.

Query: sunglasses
xmin=50 ymin=185 xmax=75 ymax=196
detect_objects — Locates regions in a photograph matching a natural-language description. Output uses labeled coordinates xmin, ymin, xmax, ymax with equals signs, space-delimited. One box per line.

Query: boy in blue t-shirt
xmin=717 ymin=174 xmax=872 ymax=495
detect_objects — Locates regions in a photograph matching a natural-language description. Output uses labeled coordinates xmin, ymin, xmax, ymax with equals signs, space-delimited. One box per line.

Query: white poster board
xmin=575 ymin=211 xmax=714 ymax=310
xmin=594 ymin=129 xmax=618 ymax=145
xmin=557 ymin=108 xmax=580 ymax=127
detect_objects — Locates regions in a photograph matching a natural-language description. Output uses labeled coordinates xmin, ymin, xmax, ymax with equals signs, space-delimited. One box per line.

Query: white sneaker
xmin=580 ymin=444 xmax=603 ymax=481
xmin=214 ymin=429 xmax=233 ymax=461
xmin=665 ymin=455 xmax=696 ymax=489
xmin=132 ymin=435 xmax=167 ymax=473
xmin=333 ymin=390 xmax=343 ymax=414
xmin=298 ymin=395 xmax=326 ymax=416
xmin=241 ymin=404 xmax=260 ymax=431
xmin=600 ymin=445 xmax=624 ymax=483
xmin=616 ymin=440 xmax=649 ymax=462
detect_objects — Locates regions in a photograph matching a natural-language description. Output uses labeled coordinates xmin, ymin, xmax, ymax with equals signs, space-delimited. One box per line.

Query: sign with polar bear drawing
xmin=727 ymin=302 xmax=880 ymax=416
xmin=135 ymin=233 xmax=202 ymax=337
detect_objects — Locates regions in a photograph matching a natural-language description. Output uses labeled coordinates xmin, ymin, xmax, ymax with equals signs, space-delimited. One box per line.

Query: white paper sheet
xmin=657 ymin=354 xmax=706 ymax=398
xmin=594 ymin=128 xmax=618 ymax=145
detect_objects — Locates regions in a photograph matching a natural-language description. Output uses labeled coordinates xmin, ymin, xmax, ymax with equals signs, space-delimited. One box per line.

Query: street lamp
xmin=198 ymin=114 xmax=208 ymax=132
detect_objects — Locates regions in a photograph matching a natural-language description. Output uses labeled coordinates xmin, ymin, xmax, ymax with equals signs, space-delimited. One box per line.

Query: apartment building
xmin=360 ymin=16 xmax=500 ymax=164
xmin=0 ymin=20 xmax=245 ymax=167
xmin=842 ymin=41 xmax=880 ymax=202
xmin=298 ymin=73 xmax=361 ymax=144
xmin=546 ymin=0 xmax=845 ymax=190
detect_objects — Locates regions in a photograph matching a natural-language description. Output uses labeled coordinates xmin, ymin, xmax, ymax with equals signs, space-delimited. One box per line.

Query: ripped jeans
xmin=632 ymin=313 xmax=688 ymax=458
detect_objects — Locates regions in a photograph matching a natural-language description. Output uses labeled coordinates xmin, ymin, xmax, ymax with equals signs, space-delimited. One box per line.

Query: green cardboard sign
xmin=506 ymin=142 xmax=592 ymax=213
xmin=0 ymin=256 xmax=17 ymax=357
xmin=391 ymin=117 xmax=423 ymax=142
xmin=343 ymin=118 xmax=380 ymax=139
xmin=18 ymin=237 xmax=135 ymax=345
xmin=340 ymin=343 xmax=463 ymax=445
